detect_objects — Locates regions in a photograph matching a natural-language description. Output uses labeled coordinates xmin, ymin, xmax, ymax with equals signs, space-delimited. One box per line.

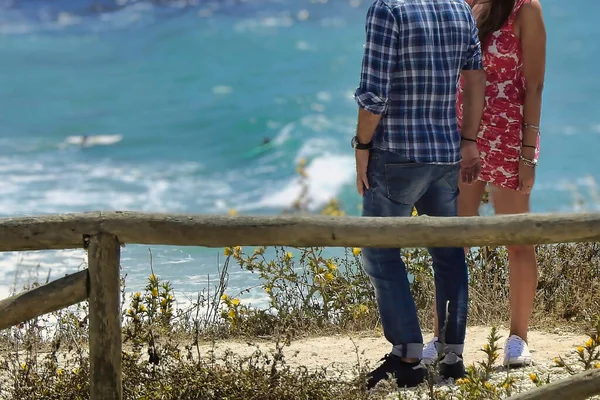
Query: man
xmin=352 ymin=0 xmax=486 ymax=389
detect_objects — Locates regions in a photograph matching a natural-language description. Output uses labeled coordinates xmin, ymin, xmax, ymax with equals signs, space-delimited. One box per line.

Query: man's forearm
xmin=356 ymin=107 xmax=382 ymax=144
xmin=460 ymin=70 xmax=486 ymax=141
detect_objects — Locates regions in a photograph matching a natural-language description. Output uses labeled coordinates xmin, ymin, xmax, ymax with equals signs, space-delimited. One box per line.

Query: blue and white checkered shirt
xmin=354 ymin=0 xmax=483 ymax=164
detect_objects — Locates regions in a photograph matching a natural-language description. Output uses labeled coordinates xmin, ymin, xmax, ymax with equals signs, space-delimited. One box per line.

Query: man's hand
xmin=355 ymin=149 xmax=370 ymax=196
xmin=460 ymin=141 xmax=481 ymax=184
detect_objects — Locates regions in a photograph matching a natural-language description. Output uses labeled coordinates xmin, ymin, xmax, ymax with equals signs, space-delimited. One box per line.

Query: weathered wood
xmin=1 ymin=211 xmax=600 ymax=251
xmin=0 ymin=212 xmax=101 ymax=252
xmin=507 ymin=368 xmax=600 ymax=400
xmin=0 ymin=270 xmax=88 ymax=331
xmin=88 ymin=233 xmax=122 ymax=400
xmin=99 ymin=211 xmax=600 ymax=248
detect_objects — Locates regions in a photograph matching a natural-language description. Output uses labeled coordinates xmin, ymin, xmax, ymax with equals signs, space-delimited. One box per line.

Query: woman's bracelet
xmin=460 ymin=136 xmax=477 ymax=143
xmin=520 ymin=155 xmax=538 ymax=168
xmin=523 ymin=123 xmax=540 ymax=131
xmin=522 ymin=123 xmax=540 ymax=150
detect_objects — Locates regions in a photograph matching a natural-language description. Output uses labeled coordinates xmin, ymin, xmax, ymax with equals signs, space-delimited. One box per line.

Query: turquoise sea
xmin=0 ymin=0 xmax=599 ymax=304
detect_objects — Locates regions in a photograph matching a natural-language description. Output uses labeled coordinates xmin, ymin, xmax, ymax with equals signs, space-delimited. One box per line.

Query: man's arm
xmin=460 ymin=11 xmax=486 ymax=142
xmin=354 ymin=1 xmax=399 ymax=144
xmin=459 ymin=10 xmax=485 ymax=184
xmin=518 ymin=0 xmax=546 ymax=158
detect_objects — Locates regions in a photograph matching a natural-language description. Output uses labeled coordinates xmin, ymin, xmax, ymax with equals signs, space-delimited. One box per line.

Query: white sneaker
xmin=422 ymin=337 xmax=438 ymax=365
xmin=503 ymin=335 xmax=532 ymax=367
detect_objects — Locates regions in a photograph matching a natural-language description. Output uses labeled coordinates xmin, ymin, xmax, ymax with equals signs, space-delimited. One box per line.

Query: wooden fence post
xmin=87 ymin=232 xmax=122 ymax=400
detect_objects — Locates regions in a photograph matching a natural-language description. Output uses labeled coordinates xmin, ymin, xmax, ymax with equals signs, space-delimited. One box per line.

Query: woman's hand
xmin=517 ymin=160 xmax=536 ymax=194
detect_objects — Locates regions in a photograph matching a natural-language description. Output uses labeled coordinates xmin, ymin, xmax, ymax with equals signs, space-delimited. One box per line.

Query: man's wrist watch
xmin=351 ymin=136 xmax=372 ymax=150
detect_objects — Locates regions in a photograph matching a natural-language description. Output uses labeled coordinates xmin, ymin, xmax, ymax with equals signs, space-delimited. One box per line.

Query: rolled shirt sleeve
xmin=354 ymin=1 xmax=399 ymax=115
xmin=462 ymin=12 xmax=483 ymax=70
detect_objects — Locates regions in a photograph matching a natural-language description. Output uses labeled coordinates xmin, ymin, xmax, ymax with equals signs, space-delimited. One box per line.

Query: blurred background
xmin=0 ymin=0 xmax=598 ymax=304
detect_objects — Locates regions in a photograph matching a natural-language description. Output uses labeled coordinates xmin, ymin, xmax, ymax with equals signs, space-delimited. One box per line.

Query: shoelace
xmin=506 ymin=338 xmax=524 ymax=355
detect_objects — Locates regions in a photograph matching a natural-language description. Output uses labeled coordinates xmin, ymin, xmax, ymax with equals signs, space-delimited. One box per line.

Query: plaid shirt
xmin=354 ymin=0 xmax=483 ymax=164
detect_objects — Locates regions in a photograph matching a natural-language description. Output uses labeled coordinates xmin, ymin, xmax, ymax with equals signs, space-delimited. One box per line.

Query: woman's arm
xmin=518 ymin=0 xmax=546 ymax=158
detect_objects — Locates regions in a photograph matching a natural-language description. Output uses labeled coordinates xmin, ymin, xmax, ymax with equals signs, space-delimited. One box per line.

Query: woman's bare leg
xmin=491 ymin=186 xmax=537 ymax=341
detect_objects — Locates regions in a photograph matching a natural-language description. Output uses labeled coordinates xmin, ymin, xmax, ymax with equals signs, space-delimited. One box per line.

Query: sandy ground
xmin=199 ymin=326 xmax=589 ymax=371
xmin=198 ymin=325 xmax=599 ymax=398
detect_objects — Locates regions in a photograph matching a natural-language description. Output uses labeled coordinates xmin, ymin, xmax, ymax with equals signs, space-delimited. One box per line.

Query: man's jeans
xmin=361 ymin=149 xmax=468 ymax=359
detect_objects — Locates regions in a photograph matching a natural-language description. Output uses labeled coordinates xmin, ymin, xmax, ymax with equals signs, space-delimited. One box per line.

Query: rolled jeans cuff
xmin=435 ymin=342 xmax=464 ymax=356
xmin=391 ymin=343 xmax=423 ymax=359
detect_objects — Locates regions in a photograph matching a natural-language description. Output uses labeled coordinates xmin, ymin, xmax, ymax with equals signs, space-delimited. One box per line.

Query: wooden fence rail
xmin=0 ymin=211 xmax=599 ymax=400
xmin=2 ymin=211 xmax=600 ymax=252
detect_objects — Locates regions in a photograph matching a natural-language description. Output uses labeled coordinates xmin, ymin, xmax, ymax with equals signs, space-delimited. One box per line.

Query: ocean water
xmin=0 ymin=0 xmax=599 ymax=305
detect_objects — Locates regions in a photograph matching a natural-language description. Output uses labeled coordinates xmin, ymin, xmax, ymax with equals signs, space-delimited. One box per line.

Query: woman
xmin=423 ymin=0 xmax=546 ymax=368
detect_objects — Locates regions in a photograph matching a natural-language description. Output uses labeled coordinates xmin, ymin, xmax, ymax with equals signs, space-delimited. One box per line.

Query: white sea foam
xmin=251 ymin=152 xmax=354 ymax=211
xmin=64 ymin=134 xmax=123 ymax=147
xmin=234 ymin=14 xmax=295 ymax=32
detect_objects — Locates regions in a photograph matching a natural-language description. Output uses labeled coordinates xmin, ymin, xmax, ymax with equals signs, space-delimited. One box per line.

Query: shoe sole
xmin=503 ymin=358 xmax=533 ymax=368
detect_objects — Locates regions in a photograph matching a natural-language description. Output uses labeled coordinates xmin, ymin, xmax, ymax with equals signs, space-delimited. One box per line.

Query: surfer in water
xmin=243 ymin=137 xmax=274 ymax=159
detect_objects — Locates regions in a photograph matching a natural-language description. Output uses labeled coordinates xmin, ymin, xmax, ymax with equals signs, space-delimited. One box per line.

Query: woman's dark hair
xmin=473 ymin=0 xmax=516 ymax=45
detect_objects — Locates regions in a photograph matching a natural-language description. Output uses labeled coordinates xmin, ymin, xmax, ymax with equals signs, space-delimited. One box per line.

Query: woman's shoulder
xmin=515 ymin=0 xmax=543 ymax=22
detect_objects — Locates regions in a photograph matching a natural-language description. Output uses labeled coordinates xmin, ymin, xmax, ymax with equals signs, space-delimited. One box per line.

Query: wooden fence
xmin=1 ymin=211 xmax=600 ymax=400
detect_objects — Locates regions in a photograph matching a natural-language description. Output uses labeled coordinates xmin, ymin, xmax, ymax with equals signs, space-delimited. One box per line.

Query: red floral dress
xmin=457 ymin=0 xmax=539 ymax=190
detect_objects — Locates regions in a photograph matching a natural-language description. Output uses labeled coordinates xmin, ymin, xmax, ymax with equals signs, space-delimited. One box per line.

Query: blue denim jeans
xmin=361 ymin=149 xmax=468 ymax=359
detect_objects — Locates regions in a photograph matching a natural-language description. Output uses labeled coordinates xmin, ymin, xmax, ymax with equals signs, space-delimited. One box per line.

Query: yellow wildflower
xmin=139 ymin=304 xmax=147 ymax=312
xmin=224 ymin=247 xmax=233 ymax=256
xmin=529 ymin=373 xmax=538 ymax=382
xmin=221 ymin=294 xmax=229 ymax=301
xmin=325 ymin=273 xmax=334 ymax=282
xmin=484 ymin=382 xmax=493 ymax=390
xmin=234 ymin=246 xmax=243 ymax=253
xmin=228 ymin=208 xmax=238 ymax=216
xmin=554 ymin=357 xmax=561 ymax=365
xmin=483 ymin=344 xmax=490 ymax=351
xmin=577 ymin=346 xmax=584 ymax=354
xmin=57 ymin=368 xmax=64 ymax=376
xmin=411 ymin=207 xmax=418 ymax=217
xmin=227 ymin=309 xmax=236 ymax=319
xmin=151 ymin=288 xmax=159 ymax=298
xmin=357 ymin=304 xmax=369 ymax=315
xmin=352 ymin=247 xmax=361 ymax=256
xmin=231 ymin=298 xmax=240 ymax=306
xmin=594 ymin=362 xmax=600 ymax=369
xmin=326 ymin=261 xmax=337 ymax=271
xmin=585 ymin=338 xmax=594 ymax=348
xmin=133 ymin=292 xmax=142 ymax=299
xmin=286 ymin=252 xmax=293 ymax=260
xmin=264 ymin=286 xmax=272 ymax=294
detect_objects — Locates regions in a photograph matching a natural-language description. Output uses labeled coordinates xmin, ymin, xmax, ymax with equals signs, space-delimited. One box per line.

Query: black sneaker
xmin=438 ymin=352 xmax=465 ymax=380
xmin=367 ymin=354 xmax=425 ymax=389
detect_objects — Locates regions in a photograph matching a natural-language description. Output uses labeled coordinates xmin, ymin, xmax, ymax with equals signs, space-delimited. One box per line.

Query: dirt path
xmin=200 ymin=326 xmax=588 ymax=371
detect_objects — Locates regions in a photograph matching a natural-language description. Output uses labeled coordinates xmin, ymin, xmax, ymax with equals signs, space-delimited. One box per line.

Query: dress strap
xmin=507 ymin=0 xmax=529 ymax=26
